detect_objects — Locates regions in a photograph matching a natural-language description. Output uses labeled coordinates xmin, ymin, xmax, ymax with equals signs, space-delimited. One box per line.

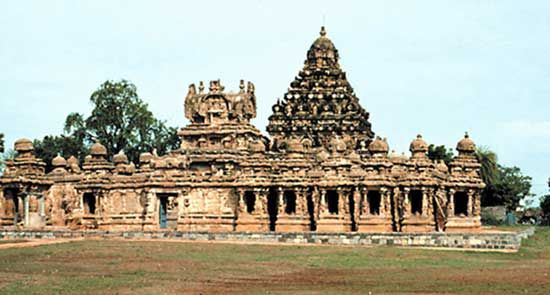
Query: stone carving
xmin=0 ymin=27 xmax=484 ymax=233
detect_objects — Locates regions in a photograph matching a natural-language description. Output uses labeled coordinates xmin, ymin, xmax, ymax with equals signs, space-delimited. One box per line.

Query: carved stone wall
xmin=0 ymin=28 xmax=485 ymax=233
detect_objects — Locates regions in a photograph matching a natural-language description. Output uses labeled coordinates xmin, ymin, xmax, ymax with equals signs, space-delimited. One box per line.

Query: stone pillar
xmin=253 ymin=189 xmax=262 ymax=214
xmin=421 ymin=188 xmax=428 ymax=217
xmin=448 ymin=188 xmax=455 ymax=216
xmin=402 ymin=188 xmax=410 ymax=217
xmin=337 ymin=188 xmax=348 ymax=216
xmin=39 ymin=195 xmax=45 ymax=217
xmin=292 ymin=188 xmax=299 ymax=216
xmin=24 ymin=195 xmax=30 ymax=226
xmin=474 ymin=191 xmax=481 ymax=216
xmin=319 ymin=189 xmax=327 ymax=215
xmin=392 ymin=187 xmax=400 ymax=229
xmin=352 ymin=189 xmax=361 ymax=219
xmin=427 ymin=188 xmax=434 ymax=216
xmin=382 ymin=188 xmax=391 ymax=216
xmin=311 ymin=187 xmax=319 ymax=218
xmin=262 ymin=189 xmax=269 ymax=215
xmin=362 ymin=188 xmax=369 ymax=216
xmin=237 ymin=189 xmax=245 ymax=214
xmin=297 ymin=188 xmax=307 ymax=216
xmin=277 ymin=188 xmax=284 ymax=215
xmin=467 ymin=189 xmax=474 ymax=216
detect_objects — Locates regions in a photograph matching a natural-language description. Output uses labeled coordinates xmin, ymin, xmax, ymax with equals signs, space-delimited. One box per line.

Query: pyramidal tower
xmin=267 ymin=27 xmax=374 ymax=152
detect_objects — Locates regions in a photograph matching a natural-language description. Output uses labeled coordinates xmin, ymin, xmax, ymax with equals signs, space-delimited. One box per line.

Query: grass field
xmin=0 ymin=227 xmax=548 ymax=294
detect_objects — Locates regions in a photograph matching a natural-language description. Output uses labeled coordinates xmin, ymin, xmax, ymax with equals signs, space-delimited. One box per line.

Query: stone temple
xmin=0 ymin=27 xmax=485 ymax=233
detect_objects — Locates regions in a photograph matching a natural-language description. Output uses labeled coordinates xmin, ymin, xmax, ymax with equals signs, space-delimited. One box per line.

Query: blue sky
xmin=1 ymin=1 xmax=549 ymax=203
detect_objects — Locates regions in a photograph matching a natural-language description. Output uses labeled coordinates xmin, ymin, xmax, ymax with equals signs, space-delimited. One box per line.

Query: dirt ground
xmin=0 ymin=227 xmax=548 ymax=294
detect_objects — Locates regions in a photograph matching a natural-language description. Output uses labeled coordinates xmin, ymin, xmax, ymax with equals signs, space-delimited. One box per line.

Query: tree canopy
xmin=476 ymin=147 xmax=499 ymax=186
xmin=476 ymin=147 xmax=532 ymax=210
xmin=35 ymin=80 xmax=179 ymax=171
xmin=0 ymin=133 xmax=4 ymax=153
xmin=427 ymin=144 xmax=454 ymax=165
xmin=541 ymin=178 xmax=550 ymax=224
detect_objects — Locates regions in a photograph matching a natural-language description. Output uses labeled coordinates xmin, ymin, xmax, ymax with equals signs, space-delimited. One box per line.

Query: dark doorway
xmin=244 ymin=191 xmax=256 ymax=214
xmin=367 ymin=190 xmax=381 ymax=215
xmin=159 ymin=196 xmax=168 ymax=229
xmin=4 ymin=189 xmax=19 ymax=225
xmin=348 ymin=191 xmax=357 ymax=231
xmin=307 ymin=189 xmax=316 ymax=231
xmin=327 ymin=190 xmax=339 ymax=214
xmin=284 ymin=191 xmax=296 ymax=214
xmin=454 ymin=191 xmax=468 ymax=216
xmin=267 ymin=188 xmax=279 ymax=231
xmin=410 ymin=190 xmax=423 ymax=215
xmin=83 ymin=193 xmax=96 ymax=214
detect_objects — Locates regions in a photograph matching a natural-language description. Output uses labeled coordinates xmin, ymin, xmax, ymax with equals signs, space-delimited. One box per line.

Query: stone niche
xmin=178 ymin=187 xmax=237 ymax=232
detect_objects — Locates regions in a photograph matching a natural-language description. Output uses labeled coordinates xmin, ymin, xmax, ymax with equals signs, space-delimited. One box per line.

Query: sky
xmin=0 ymin=1 xmax=549 ymax=203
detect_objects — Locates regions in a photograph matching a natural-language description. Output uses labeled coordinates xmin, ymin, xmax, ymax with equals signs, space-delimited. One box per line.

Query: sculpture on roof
xmin=185 ymin=80 xmax=256 ymax=125
xmin=0 ymin=27 xmax=485 ymax=235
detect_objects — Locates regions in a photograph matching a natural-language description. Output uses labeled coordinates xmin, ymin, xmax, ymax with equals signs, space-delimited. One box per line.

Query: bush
xmin=481 ymin=210 xmax=501 ymax=226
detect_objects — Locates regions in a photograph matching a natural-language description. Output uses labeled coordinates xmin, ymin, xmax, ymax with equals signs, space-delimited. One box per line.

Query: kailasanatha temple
xmin=0 ymin=27 xmax=485 ymax=233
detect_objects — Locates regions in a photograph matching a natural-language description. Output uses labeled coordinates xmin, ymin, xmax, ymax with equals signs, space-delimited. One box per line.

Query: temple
xmin=0 ymin=28 xmax=484 ymax=233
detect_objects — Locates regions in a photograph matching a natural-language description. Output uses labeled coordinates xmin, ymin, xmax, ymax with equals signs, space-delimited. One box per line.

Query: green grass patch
xmin=0 ymin=228 xmax=548 ymax=294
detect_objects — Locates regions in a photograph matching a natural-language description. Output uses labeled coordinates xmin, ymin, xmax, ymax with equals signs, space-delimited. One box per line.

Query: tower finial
xmin=320 ymin=26 xmax=326 ymax=37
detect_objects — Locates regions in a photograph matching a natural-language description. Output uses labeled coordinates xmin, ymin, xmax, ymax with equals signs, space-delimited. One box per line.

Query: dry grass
xmin=0 ymin=227 xmax=548 ymax=294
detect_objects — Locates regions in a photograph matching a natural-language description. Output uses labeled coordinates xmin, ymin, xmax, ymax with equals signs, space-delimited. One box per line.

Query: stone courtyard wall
xmin=0 ymin=227 xmax=535 ymax=252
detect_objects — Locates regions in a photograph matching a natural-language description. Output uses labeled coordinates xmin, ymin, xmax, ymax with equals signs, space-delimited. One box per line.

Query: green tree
xmin=33 ymin=135 xmax=87 ymax=172
xmin=427 ymin=144 xmax=454 ymax=165
xmin=35 ymin=80 xmax=179 ymax=170
xmin=0 ymin=133 xmax=4 ymax=153
xmin=476 ymin=147 xmax=500 ymax=207
xmin=541 ymin=178 xmax=550 ymax=225
xmin=491 ymin=165 xmax=532 ymax=210
xmin=476 ymin=146 xmax=499 ymax=186
xmin=475 ymin=147 xmax=532 ymax=211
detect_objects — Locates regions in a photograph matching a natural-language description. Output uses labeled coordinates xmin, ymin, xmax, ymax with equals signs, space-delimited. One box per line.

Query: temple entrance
xmin=3 ymin=189 xmax=20 ymax=225
xmin=307 ymin=190 xmax=316 ymax=231
xmin=410 ymin=190 xmax=423 ymax=215
xmin=159 ymin=196 xmax=168 ymax=229
xmin=83 ymin=193 xmax=96 ymax=214
xmin=283 ymin=191 xmax=296 ymax=214
xmin=267 ymin=188 xmax=278 ymax=231
xmin=244 ymin=191 xmax=256 ymax=214
xmin=454 ymin=191 xmax=468 ymax=216
xmin=367 ymin=191 xmax=381 ymax=215
xmin=326 ymin=190 xmax=339 ymax=214
xmin=348 ymin=191 xmax=357 ymax=231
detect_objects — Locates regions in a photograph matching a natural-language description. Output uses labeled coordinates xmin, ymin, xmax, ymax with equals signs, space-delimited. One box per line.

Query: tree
xmin=541 ymin=178 xmax=550 ymax=225
xmin=35 ymin=80 xmax=179 ymax=170
xmin=476 ymin=147 xmax=500 ymax=207
xmin=427 ymin=144 xmax=454 ymax=165
xmin=0 ymin=133 xmax=4 ymax=153
xmin=476 ymin=147 xmax=532 ymax=211
xmin=33 ymin=135 xmax=87 ymax=172
xmin=491 ymin=165 xmax=532 ymax=210
xmin=476 ymin=146 xmax=499 ymax=187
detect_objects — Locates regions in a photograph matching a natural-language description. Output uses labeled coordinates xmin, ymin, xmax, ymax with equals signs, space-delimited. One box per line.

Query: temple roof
xmin=267 ymin=27 xmax=374 ymax=151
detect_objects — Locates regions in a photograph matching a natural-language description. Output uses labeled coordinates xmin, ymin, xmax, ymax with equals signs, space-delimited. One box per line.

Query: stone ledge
xmin=0 ymin=227 xmax=535 ymax=252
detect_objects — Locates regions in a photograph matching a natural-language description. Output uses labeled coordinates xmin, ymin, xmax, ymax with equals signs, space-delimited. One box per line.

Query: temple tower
xmin=267 ymin=27 xmax=374 ymax=152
